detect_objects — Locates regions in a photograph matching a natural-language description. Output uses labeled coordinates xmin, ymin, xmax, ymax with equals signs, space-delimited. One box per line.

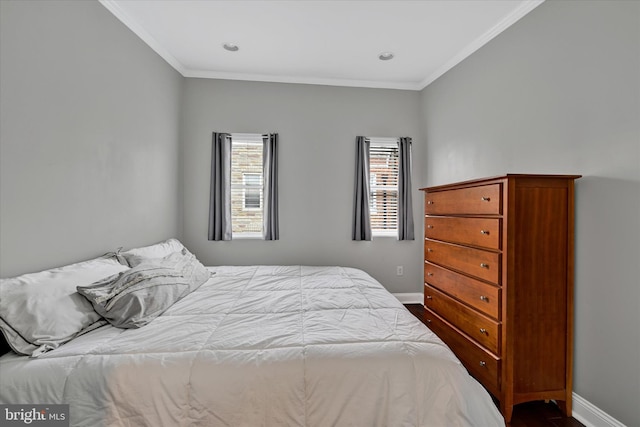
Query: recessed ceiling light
xmin=378 ymin=52 xmax=394 ymax=61
xmin=223 ymin=43 xmax=239 ymax=52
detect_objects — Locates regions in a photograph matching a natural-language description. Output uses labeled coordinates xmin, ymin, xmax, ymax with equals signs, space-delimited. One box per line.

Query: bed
xmin=0 ymin=240 xmax=504 ymax=426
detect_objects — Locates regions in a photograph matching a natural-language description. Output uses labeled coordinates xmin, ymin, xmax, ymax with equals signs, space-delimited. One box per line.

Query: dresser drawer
xmin=425 ymin=262 xmax=500 ymax=319
xmin=425 ymin=239 xmax=501 ymax=285
xmin=423 ymin=308 xmax=500 ymax=395
xmin=425 ymin=184 xmax=501 ymax=215
xmin=425 ymin=217 xmax=501 ymax=250
xmin=424 ymin=284 xmax=500 ymax=354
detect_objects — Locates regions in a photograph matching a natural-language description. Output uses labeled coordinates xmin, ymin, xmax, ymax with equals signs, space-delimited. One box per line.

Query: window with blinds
xmin=369 ymin=140 xmax=399 ymax=234
xmin=230 ymin=135 xmax=263 ymax=236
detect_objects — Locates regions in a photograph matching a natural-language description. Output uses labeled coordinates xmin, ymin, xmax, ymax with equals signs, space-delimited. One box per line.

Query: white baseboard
xmin=393 ymin=292 xmax=423 ymax=304
xmin=573 ymin=393 xmax=627 ymax=427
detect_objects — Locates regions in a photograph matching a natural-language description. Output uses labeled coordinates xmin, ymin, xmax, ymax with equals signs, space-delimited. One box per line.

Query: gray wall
xmin=2 ymin=0 xmax=638 ymax=423
xmin=420 ymin=1 xmax=639 ymax=425
xmin=0 ymin=1 xmax=183 ymax=277
xmin=181 ymin=79 xmax=423 ymax=293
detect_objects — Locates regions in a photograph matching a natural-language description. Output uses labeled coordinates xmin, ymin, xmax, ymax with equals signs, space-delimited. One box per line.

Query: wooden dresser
xmin=420 ymin=174 xmax=580 ymax=422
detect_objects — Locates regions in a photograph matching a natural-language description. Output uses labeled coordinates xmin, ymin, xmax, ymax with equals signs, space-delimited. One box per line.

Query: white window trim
xmin=368 ymin=137 xmax=399 ymax=238
xmin=231 ymin=133 xmax=264 ymax=143
xmin=232 ymin=232 xmax=263 ymax=240
xmin=373 ymin=230 xmax=399 ymax=238
xmin=230 ymin=133 xmax=264 ymax=238
xmin=367 ymin=137 xmax=399 ymax=146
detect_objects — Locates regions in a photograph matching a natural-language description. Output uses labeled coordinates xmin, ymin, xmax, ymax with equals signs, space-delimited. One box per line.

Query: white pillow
xmin=120 ymin=238 xmax=186 ymax=267
xmin=0 ymin=255 xmax=129 ymax=357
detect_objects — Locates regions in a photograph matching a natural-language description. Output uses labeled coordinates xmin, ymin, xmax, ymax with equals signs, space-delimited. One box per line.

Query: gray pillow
xmin=120 ymin=238 xmax=186 ymax=267
xmin=77 ymin=249 xmax=211 ymax=329
xmin=0 ymin=255 xmax=129 ymax=357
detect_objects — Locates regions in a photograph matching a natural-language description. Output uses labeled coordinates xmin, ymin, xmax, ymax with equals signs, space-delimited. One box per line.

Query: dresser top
xmin=420 ymin=174 xmax=581 ymax=192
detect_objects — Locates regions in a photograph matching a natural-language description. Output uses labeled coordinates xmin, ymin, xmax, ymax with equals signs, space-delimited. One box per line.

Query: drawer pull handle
xmin=481 ymin=197 xmax=491 ymax=202
xmin=426 ymin=295 xmax=433 ymax=300
xmin=480 ymin=328 xmax=488 ymax=335
xmin=480 ymin=295 xmax=489 ymax=302
xmin=427 ymin=248 xmax=433 ymax=252
xmin=427 ymin=201 xmax=434 ymax=205
xmin=479 ymin=361 xmax=487 ymax=367
xmin=427 ymin=272 xmax=433 ymax=277
xmin=426 ymin=319 xmax=431 ymax=324
xmin=480 ymin=263 xmax=489 ymax=268
xmin=427 ymin=225 xmax=433 ymax=229
xmin=480 ymin=230 xmax=490 ymax=235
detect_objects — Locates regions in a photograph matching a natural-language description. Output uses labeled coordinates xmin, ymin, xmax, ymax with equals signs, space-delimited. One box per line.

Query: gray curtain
xmin=352 ymin=136 xmax=372 ymax=241
xmin=397 ymin=137 xmax=414 ymax=240
xmin=262 ymin=133 xmax=279 ymax=240
xmin=208 ymin=132 xmax=232 ymax=241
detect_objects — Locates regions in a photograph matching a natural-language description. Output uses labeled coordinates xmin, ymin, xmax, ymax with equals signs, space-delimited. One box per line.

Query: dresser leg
xmin=500 ymin=398 xmax=513 ymax=424
xmin=557 ymin=397 xmax=572 ymax=417
xmin=502 ymin=404 xmax=514 ymax=424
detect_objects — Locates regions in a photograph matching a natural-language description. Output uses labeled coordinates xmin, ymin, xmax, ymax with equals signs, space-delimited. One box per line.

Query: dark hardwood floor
xmin=508 ymin=401 xmax=584 ymax=427
xmin=404 ymin=304 xmax=584 ymax=427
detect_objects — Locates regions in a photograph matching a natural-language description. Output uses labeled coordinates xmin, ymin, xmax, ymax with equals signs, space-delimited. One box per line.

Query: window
xmin=230 ymin=135 xmax=263 ymax=236
xmin=369 ymin=139 xmax=399 ymax=235
xmin=369 ymin=173 xmax=378 ymax=214
xmin=242 ymin=173 xmax=262 ymax=210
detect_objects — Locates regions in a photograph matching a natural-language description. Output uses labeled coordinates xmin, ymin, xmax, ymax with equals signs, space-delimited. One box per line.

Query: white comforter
xmin=0 ymin=266 xmax=503 ymax=426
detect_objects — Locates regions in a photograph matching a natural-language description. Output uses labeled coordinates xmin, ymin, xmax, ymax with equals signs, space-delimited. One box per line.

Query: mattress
xmin=0 ymin=266 xmax=503 ymax=426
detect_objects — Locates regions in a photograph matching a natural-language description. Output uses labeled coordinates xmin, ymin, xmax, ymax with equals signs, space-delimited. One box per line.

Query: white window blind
xmin=369 ymin=139 xmax=399 ymax=233
xmin=242 ymin=173 xmax=262 ymax=209
xmin=230 ymin=135 xmax=263 ymax=235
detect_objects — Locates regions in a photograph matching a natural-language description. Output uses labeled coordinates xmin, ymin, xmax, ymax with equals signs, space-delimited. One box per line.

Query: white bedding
xmin=0 ymin=266 xmax=503 ymax=426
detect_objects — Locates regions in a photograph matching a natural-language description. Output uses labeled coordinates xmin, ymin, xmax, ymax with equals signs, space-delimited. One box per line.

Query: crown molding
xmin=183 ymin=69 xmax=422 ymax=91
xmin=418 ymin=0 xmax=545 ymax=89
xmin=100 ymin=0 xmax=543 ymax=92
xmin=99 ymin=0 xmax=187 ymax=76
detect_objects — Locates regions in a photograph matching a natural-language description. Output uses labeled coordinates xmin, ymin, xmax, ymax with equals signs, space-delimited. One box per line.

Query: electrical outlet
xmin=396 ymin=266 xmax=404 ymax=276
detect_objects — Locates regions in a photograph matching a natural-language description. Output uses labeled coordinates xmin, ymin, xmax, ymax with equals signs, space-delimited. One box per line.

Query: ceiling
xmin=100 ymin=0 xmax=543 ymax=91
